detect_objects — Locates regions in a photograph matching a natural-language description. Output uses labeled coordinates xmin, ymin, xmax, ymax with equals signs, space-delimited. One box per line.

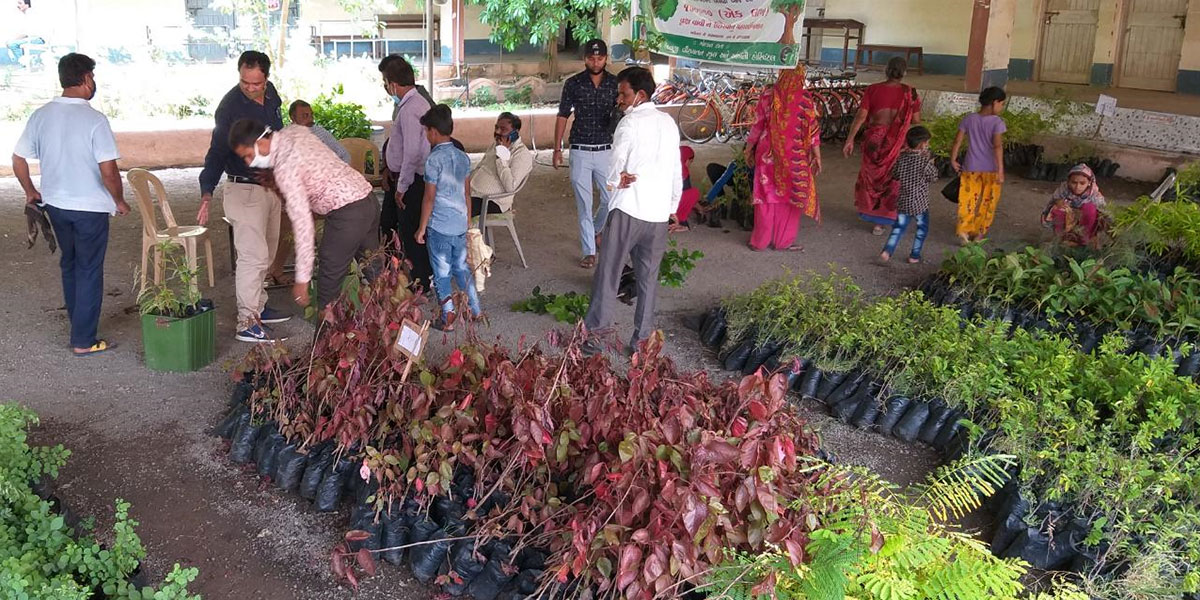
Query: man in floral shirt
xmin=227 ymin=119 xmax=378 ymax=311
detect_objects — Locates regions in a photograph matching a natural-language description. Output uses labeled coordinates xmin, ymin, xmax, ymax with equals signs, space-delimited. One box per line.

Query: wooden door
xmin=1119 ymin=0 xmax=1189 ymax=91
xmin=1038 ymin=0 xmax=1102 ymax=84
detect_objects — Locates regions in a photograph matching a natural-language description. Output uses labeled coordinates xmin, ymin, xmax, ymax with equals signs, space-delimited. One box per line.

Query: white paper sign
xmin=1095 ymin=94 xmax=1117 ymax=117
xmin=396 ymin=323 xmax=423 ymax=357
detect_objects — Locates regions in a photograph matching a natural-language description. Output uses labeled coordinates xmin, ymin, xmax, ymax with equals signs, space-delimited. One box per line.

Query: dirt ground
xmin=0 ymin=143 xmax=1153 ymax=598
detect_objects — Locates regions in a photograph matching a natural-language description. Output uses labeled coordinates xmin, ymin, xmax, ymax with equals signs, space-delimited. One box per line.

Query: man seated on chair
xmin=468 ymin=112 xmax=533 ymax=218
xmin=288 ymin=100 xmax=350 ymax=164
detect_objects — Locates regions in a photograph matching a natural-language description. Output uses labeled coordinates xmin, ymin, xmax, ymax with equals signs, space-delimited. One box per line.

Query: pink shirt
xmin=271 ymin=125 xmax=373 ymax=283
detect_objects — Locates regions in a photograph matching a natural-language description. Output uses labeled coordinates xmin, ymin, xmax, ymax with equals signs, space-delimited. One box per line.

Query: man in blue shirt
xmin=197 ymin=50 xmax=290 ymax=342
xmin=554 ymin=39 xmax=619 ymax=269
xmin=12 ymin=53 xmax=129 ymax=356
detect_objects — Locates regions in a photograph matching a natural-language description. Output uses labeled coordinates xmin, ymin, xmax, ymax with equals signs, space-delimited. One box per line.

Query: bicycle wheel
xmin=676 ymin=90 xmax=718 ymax=144
xmin=728 ymin=95 xmax=759 ymax=141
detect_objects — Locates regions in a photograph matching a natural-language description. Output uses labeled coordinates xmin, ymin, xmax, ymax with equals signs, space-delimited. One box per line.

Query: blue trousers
xmin=568 ymin=148 xmax=612 ymax=257
xmin=882 ymin=211 xmax=929 ymax=260
xmin=45 ymin=206 xmax=109 ymax=348
xmin=425 ymin=228 xmax=481 ymax=318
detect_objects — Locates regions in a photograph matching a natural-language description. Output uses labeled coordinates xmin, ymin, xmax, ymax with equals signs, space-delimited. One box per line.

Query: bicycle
xmin=674 ymin=72 xmax=772 ymax=144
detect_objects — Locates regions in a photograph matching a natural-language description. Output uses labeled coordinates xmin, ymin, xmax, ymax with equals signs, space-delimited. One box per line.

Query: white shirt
xmin=13 ymin=97 xmax=121 ymax=214
xmin=605 ymin=102 xmax=682 ymax=223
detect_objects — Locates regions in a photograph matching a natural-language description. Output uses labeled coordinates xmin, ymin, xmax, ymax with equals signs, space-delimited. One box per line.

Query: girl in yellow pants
xmin=956 ymin=172 xmax=1002 ymax=240
xmin=950 ymin=86 xmax=1007 ymax=242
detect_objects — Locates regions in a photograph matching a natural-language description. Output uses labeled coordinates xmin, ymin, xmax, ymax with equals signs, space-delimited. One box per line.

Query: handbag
xmin=941 ymin=176 xmax=961 ymax=204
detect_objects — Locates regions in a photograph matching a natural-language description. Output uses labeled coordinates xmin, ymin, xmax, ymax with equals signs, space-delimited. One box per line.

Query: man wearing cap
xmin=554 ymin=39 xmax=619 ymax=269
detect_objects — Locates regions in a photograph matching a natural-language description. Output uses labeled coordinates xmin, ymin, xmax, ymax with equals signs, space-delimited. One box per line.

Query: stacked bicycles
xmin=652 ymin=67 xmax=866 ymax=145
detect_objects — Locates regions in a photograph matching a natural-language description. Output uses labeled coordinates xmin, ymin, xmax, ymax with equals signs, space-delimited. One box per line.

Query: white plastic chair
xmin=127 ymin=168 xmax=215 ymax=294
xmin=473 ymin=177 xmax=529 ymax=268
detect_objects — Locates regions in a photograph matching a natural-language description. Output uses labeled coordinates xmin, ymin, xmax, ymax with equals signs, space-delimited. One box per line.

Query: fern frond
xmin=919 ymin=554 xmax=1024 ymax=600
xmin=856 ymin=571 xmax=919 ymax=600
xmin=801 ymin=530 xmax=865 ymax=600
xmin=912 ymin=454 xmax=1016 ymax=521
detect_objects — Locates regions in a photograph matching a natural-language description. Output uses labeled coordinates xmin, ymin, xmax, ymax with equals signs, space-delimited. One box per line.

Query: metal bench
xmin=856 ymin=44 xmax=924 ymax=75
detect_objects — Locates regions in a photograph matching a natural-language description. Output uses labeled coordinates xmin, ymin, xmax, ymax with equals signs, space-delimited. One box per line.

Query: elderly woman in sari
xmin=843 ymin=57 xmax=921 ymax=235
xmin=742 ymin=66 xmax=823 ymax=251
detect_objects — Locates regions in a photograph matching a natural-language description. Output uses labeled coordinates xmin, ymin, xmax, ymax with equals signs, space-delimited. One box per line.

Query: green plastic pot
xmin=140 ymin=309 xmax=216 ymax=372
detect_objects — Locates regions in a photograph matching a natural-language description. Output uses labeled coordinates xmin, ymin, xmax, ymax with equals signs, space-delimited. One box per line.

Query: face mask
xmin=87 ymin=78 xmax=97 ymax=101
xmin=249 ymin=127 xmax=272 ymax=169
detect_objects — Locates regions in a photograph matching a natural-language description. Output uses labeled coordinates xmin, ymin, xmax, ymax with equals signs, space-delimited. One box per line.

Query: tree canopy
xmin=467 ymin=0 xmax=631 ymax=51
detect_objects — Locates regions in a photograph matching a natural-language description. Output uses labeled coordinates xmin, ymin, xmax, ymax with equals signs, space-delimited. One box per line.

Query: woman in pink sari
xmin=743 ymin=66 xmax=822 ymax=251
xmin=843 ymin=57 xmax=921 ymax=235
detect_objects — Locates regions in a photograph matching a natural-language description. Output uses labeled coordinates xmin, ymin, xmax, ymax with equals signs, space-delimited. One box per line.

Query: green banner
xmin=640 ymin=0 xmax=806 ymax=68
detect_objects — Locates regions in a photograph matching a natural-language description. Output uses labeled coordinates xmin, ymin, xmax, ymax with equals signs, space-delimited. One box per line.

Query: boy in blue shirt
xmin=416 ymin=104 xmax=481 ymax=330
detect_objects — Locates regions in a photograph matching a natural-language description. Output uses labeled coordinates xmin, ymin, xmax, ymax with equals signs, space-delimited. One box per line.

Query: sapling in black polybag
xmin=433 ymin=496 xmax=468 ymax=534
xmin=797 ymin=365 xmax=822 ymax=398
xmin=255 ymin=430 xmax=287 ymax=478
xmin=850 ymin=391 xmax=881 ymax=429
xmin=826 ymin=371 xmax=865 ymax=406
xmin=443 ymin=540 xmax=486 ymax=596
xmin=892 ymin=401 xmax=930 ymax=442
xmin=918 ymin=402 xmax=953 ymax=445
xmin=875 ymin=396 xmax=911 ymax=436
xmin=742 ymin=340 xmax=781 ymax=376
xmin=299 ymin=443 xmax=333 ymax=500
xmin=408 ymin=518 xmax=450 ymax=584
xmin=229 ymin=417 xmax=264 ymax=464
xmin=1002 ymin=526 xmax=1078 ymax=570
xmin=348 ymin=504 xmax=383 ymax=552
xmin=467 ymin=541 xmax=516 ymax=600
xmin=273 ymin=443 xmax=307 ymax=492
xmin=513 ymin=568 xmax=543 ymax=594
xmin=814 ymin=371 xmax=848 ymax=401
xmin=933 ymin=411 xmax=965 ymax=450
xmin=314 ymin=456 xmax=354 ymax=512
xmin=215 ymin=403 xmax=249 ymax=439
xmin=721 ymin=339 xmax=754 ymax=372
xmin=381 ymin=509 xmax=412 ymax=566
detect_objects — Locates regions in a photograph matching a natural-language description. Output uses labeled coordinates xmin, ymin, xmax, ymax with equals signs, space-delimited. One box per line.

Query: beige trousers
xmin=223 ymin=182 xmax=281 ymax=327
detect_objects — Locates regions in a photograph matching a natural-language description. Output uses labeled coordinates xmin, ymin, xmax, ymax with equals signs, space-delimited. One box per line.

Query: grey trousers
xmin=317 ymin=194 xmax=380 ymax=308
xmin=584 ymin=209 xmax=668 ymax=345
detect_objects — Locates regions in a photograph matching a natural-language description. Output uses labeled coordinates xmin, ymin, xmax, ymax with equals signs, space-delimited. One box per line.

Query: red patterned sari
xmin=854 ymin=82 xmax=918 ymax=225
xmin=746 ymin=67 xmax=821 ymax=250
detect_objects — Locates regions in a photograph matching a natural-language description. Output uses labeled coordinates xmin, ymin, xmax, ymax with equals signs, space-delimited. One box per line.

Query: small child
xmin=1042 ymin=163 xmax=1107 ymax=247
xmin=881 ymin=125 xmax=939 ymax=263
xmin=670 ymin=145 xmax=701 ymax=232
xmin=950 ymin=86 xmax=1007 ymax=244
xmin=416 ymin=104 xmax=481 ymax=331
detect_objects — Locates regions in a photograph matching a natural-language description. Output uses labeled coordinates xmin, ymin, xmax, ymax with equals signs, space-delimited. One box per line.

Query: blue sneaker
xmin=235 ymin=324 xmax=288 ymax=343
xmin=259 ymin=307 xmax=292 ymax=324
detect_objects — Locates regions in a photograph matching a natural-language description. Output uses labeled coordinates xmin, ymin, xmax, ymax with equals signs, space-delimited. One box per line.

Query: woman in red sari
xmin=743 ymin=66 xmax=822 ymax=251
xmin=843 ymin=57 xmax=921 ymax=235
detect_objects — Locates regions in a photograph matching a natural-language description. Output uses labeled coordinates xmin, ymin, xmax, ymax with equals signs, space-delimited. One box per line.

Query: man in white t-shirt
xmin=12 ymin=53 xmax=129 ymax=356
xmin=582 ymin=67 xmax=682 ymax=356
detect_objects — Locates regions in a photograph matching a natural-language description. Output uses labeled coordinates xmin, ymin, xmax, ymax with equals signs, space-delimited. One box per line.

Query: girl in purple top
xmin=950 ymin=87 xmax=1007 ymax=244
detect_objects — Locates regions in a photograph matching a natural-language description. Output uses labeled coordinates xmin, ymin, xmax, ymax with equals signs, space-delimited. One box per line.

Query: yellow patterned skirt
xmin=956 ymin=171 xmax=1003 ymax=239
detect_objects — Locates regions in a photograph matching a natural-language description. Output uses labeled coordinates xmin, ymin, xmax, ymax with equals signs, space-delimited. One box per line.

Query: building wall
xmin=820 ymin=0 xmax=1199 ymax=93
xmin=75 ymin=0 xmax=187 ymax=59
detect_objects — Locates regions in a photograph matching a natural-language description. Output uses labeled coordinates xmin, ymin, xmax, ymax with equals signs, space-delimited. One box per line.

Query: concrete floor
xmin=0 ymin=142 xmax=1155 ymax=598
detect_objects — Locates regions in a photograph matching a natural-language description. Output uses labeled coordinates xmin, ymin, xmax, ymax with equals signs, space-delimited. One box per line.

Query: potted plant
xmin=138 ymin=241 xmax=216 ymax=372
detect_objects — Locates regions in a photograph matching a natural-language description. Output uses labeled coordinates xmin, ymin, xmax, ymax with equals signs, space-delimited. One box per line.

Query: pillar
xmin=965 ymin=0 xmax=1017 ymax=92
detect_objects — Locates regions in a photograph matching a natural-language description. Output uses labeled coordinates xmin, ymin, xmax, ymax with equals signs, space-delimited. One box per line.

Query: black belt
xmin=227 ymin=175 xmax=261 ymax=185
xmin=570 ymin=144 xmax=611 ymax=151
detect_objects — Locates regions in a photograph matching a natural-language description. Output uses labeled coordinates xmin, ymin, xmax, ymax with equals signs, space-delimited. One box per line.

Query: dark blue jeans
xmin=45 ymin=206 xmax=109 ymax=348
xmin=425 ymin=228 xmax=481 ymax=318
xmin=882 ymin=211 xmax=929 ymax=260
